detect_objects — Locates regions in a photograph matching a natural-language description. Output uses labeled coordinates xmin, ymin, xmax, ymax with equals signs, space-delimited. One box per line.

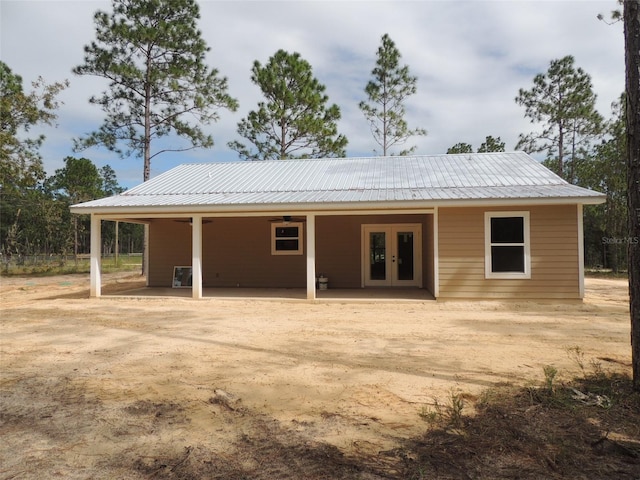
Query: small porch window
xmin=271 ymin=222 xmax=303 ymax=255
xmin=484 ymin=212 xmax=530 ymax=279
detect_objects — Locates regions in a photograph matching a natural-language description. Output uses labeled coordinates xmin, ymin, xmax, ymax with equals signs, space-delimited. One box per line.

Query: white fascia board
xmin=70 ymin=195 xmax=605 ymax=218
xmin=71 ymin=206 xmax=437 ymax=221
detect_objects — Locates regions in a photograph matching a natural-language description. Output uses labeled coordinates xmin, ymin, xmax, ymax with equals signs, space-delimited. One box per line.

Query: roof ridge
xmin=171 ymin=151 xmax=529 ymax=167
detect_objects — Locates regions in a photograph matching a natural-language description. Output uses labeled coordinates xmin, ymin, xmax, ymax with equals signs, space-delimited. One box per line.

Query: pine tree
xmin=359 ymin=34 xmax=426 ymax=156
xmin=0 ymin=62 xmax=68 ymax=259
xmin=74 ymin=0 xmax=238 ymax=182
xmin=446 ymin=136 xmax=505 ymax=154
xmin=623 ymin=0 xmax=640 ymax=391
xmin=515 ymin=56 xmax=603 ymax=181
xmin=478 ymin=136 xmax=506 ymax=153
xmin=446 ymin=143 xmax=473 ymax=154
xmin=576 ymin=97 xmax=628 ymax=272
xmin=0 ymin=61 xmax=67 ymax=193
xmin=229 ymin=50 xmax=347 ymax=160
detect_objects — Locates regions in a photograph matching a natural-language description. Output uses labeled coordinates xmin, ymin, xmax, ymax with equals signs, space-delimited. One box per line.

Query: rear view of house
xmin=71 ymin=152 xmax=605 ymax=300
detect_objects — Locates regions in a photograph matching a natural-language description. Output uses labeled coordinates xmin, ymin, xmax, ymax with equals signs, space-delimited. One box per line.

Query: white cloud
xmin=0 ymin=0 xmax=625 ymax=188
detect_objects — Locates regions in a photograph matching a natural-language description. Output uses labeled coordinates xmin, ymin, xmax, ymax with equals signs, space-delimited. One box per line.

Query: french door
xmin=362 ymin=224 xmax=422 ymax=287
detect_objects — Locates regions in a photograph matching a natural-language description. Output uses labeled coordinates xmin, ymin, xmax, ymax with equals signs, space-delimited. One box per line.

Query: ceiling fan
xmin=174 ymin=218 xmax=213 ymax=224
xmin=268 ymin=215 xmax=306 ymax=223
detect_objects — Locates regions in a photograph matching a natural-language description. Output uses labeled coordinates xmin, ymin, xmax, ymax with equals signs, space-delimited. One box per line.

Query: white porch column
xmin=306 ymin=214 xmax=316 ymax=300
xmin=144 ymin=224 xmax=150 ymax=286
xmin=90 ymin=214 xmax=101 ymax=298
xmin=433 ymin=207 xmax=439 ymax=299
xmin=192 ymin=215 xmax=203 ymax=299
xmin=577 ymin=204 xmax=585 ymax=299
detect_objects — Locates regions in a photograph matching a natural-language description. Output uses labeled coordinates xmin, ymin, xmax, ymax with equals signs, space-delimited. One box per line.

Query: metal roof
xmin=72 ymin=152 xmax=605 ymax=212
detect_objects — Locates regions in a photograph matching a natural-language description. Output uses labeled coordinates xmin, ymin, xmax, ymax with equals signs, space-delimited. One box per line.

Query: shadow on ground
xmin=2 ymin=373 xmax=638 ymax=479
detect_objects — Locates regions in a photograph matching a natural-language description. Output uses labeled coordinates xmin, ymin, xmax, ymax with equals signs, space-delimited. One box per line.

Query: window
xmin=485 ymin=212 xmax=530 ymax=279
xmin=271 ymin=222 xmax=303 ymax=255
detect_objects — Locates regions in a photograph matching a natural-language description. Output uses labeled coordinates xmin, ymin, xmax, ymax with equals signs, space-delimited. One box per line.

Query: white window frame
xmin=484 ymin=211 xmax=531 ymax=279
xmin=271 ymin=222 xmax=304 ymax=255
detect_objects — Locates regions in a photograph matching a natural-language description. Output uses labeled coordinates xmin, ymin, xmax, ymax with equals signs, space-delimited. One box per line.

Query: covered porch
xmin=88 ymin=209 xmax=437 ymax=300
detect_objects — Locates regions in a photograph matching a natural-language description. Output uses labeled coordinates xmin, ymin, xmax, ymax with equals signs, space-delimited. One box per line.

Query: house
xmin=70 ymin=152 xmax=605 ymax=300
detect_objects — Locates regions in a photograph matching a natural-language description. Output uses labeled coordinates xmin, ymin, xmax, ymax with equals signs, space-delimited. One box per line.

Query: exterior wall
xmin=315 ymin=216 xmax=361 ymax=288
xmin=316 ymin=214 xmax=431 ymax=289
xmin=148 ymin=214 xmax=433 ymax=290
xmin=202 ymin=217 xmax=306 ymax=288
xmin=148 ymin=219 xmax=192 ymax=287
xmin=437 ymin=205 xmax=580 ymax=299
xmin=149 ymin=217 xmax=306 ymax=288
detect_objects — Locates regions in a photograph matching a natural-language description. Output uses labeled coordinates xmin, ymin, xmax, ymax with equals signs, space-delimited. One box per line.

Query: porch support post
xmin=144 ymin=224 xmax=150 ymax=286
xmin=90 ymin=214 xmax=101 ymax=298
xmin=577 ymin=204 xmax=585 ymax=298
xmin=306 ymin=213 xmax=316 ymax=300
xmin=192 ymin=215 xmax=203 ymax=299
xmin=433 ymin=207 xmax=439 ymax=299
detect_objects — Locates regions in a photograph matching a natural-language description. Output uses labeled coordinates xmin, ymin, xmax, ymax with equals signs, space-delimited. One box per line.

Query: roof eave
xmin=70 ymin=195 xmax=606 ymax=218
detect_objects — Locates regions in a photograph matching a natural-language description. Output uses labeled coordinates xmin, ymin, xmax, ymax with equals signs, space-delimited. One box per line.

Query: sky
xmin=0 ymin=0 xmax=625 ymax=189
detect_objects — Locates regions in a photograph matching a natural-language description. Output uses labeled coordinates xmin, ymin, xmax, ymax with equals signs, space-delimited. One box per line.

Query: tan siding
xmin=148 ymin=219 xmax=192 ymax=287
xmin=148 ymin=218 xmax=305 ymax=288
xmin=316 ymin=216 xmax=361 ymax=288
xmin=437 ymin=205 xmax=580 ymax=299
xmin=201 ymin=217 xmax=305 ymax=288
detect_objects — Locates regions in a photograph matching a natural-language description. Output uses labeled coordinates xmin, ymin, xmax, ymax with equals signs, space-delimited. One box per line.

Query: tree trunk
xmin=141 ymin=57 xmax=153 ymax=277
xmin=558 ymin=123 xmax=564 ymax=178
xmin=624 ymin=0 xmax=640 ymax=391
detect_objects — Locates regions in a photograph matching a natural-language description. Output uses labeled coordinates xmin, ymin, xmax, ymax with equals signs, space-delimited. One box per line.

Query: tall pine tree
xmin=515 ymin=55 xmax=603 ymax=182
xmin=359 ymin=34 xmax=426 ymax=156
xmin=74 ymin=0 xmax=238 ymax=182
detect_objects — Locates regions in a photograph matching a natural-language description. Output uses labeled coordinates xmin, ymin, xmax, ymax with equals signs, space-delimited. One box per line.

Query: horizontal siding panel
xmin=439 ymin=284 xmax=579 ymax=293
xmin=531 ymin=223 xmax=577 ymax=230
xmin=439 ymin=259 xmax=483 ymax=267
xmin=440 ymin=273 xmax=579 ymax=282
xmin=439 ymin=292 xmax=582 ymax=299
xmin=437 ymin=204 xmax=580 ymax=299
xmin=440 ymin=265 xmax=578 ymax=272
xmin=531 ymin=246 xmax=579 ymax=254
xmin=439 ymin=235 xmax=483 ymax=242
xmin=532 ymin=214 xmax=579 ymax=222
xmin=532 ymin=238 xmax=578 ymax=245
xmin=439 ymin=250 xmax=484 ymax=258
xmin=438 ymin=230 xmax=481 ymax=235
xmin=535 ymin=256 xmax=578 ymax=263
xmin=531 ymin=234 xmax=577 ymax=242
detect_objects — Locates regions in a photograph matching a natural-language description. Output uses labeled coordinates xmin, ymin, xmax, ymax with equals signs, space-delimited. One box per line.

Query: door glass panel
xmin=396 ymin=231 xmax=414 ymax=281
xmin=369 ymin=232 xmax=386 ymax=280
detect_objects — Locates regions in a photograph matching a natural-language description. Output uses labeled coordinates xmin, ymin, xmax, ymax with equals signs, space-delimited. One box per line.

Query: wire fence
xmin=1 ymin=253 xmax=143 ymax=275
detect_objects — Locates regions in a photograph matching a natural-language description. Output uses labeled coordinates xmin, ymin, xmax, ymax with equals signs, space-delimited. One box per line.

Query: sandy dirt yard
xmin=0 ymin=273 xmax=634 ymax=479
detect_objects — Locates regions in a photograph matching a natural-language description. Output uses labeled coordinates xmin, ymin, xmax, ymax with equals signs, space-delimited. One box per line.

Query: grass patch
xmin=409 ymin=368 xmax=640 ymax=479
xmin=1 ymin=255 xmax=142 ymax=276
xmin=418 ymin=388 xmax=467 ymax=430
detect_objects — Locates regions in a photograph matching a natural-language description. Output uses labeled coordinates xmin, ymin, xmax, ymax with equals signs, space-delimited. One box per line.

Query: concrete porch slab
xmin=104 ymin=286 xmax=435 ymax=302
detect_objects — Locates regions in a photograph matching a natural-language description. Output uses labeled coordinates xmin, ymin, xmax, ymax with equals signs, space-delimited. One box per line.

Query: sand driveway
xmin=0 ymin=273 xmax=632 ymax=478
